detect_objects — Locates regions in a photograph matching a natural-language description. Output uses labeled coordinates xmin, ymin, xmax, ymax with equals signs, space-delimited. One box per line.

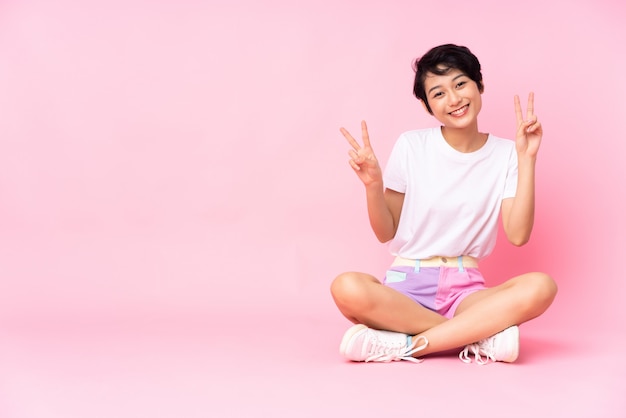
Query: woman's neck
xmin=441 ymin=125 xmax=488 ymax=153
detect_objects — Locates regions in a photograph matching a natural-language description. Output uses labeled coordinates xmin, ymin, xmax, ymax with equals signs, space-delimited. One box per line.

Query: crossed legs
xmin=330 ymin=270 xmax=557 ymax=358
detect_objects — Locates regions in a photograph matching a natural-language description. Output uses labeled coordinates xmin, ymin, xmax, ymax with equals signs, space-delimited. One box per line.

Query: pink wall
xmin=0 ymin=0 xmax=624 ymax=332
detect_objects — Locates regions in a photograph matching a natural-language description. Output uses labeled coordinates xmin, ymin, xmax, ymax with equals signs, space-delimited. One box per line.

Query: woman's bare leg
xmin=413 ymin=272 xmax=557 ymax=356
xmin=330 ymin=271 xmax=447 ymax=335
xmin=331 ymin=270 xmax=557 ymax=359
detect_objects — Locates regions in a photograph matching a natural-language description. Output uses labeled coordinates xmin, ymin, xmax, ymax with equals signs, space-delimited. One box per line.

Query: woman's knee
xmin=533 ymin=272 xmax=557 ymax=300
xmin=522 ymin=272 xmax=558 ymax=311
xmin=330 ymin=272 xmax=374 ymax=308
xmin=330 ymin=272 xmax=361 ymax=300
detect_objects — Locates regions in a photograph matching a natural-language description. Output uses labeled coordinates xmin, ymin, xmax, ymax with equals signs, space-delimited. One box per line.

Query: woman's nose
xmin=448 ymin=91 xmax=462 ymax=106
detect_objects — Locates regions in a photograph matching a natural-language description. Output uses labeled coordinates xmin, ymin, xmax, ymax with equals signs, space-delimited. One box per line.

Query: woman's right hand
xmin=340 ymin=120 xmax=383 ymax=187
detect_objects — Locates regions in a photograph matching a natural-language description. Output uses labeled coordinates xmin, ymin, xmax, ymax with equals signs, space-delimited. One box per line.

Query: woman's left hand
xmin=514 ymin=92 xmax=542 ymax=159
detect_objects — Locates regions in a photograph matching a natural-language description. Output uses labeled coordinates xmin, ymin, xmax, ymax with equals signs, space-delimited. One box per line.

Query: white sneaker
xmin=459 ymin=326 xmax=520 ymax=365
xmin=339 ymin=324 xmax=428 ymax=363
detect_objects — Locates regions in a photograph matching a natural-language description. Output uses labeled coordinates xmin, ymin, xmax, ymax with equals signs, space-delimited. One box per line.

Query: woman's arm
xmin=341 ymin=121 xmax=404 ymax=243
xmin=364 ymin=186 xmax=404 ymax=243
xmin=502 ymin=93 xmax=543 ymax=246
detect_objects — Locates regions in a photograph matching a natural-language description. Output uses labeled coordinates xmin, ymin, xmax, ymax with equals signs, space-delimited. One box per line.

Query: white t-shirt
xmin=383 ymin=127 xmax=518 ymax=260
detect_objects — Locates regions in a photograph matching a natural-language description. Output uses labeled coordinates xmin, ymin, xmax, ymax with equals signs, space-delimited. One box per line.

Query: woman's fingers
xmin=526 ymin=92 xmax=535 ymax=121
xmin=348 ymin=158 xmax=361 ymax=171
xmin=514 ymin=92 xmax=537 ymax=125
xmin=360 ymin=120 xmax=371 ymax=149
xmin=341 ymin=120 xmax=373 ymax=152
xmin=524 ymin=115 xmax=540 ymax=133
xmin=340 ymin=127 xmax=361 ymax=151
xmin=514 ymin=95 xmax=523 ymax=124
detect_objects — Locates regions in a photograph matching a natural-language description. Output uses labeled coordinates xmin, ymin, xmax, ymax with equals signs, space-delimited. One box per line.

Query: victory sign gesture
xmin=340 ymin=120 xmax=383 ymax=187
xmin=514 ymin=92 xmax=543 ymax=159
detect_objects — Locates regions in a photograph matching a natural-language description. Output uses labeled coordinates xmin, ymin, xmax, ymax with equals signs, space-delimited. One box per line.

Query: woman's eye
xmin=433 ymin=91 xmax=443 ymax=98
xmin=456 ymin=81 xmax=466 ymax=88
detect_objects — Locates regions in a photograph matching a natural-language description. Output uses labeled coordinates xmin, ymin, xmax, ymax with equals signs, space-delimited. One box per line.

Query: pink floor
xmin=1 ymin=309 xmax=623 ymax=418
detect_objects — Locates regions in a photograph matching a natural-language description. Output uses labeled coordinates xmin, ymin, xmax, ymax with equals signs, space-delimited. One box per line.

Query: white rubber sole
xmin=339 ymin=324 xmax=368 ymax=358
xmin=498 ymin=325 xmax=520 ymax=363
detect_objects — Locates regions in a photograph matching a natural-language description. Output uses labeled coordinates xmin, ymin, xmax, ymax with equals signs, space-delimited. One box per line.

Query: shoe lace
xmin=459 ymin=337 xmax=496 ymax=365
xmin=366 ymin=335 xmax=429 ymax=363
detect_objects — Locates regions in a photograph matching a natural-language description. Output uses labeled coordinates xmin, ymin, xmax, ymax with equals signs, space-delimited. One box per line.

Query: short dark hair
xmin=412 ymin=44 xmax=484 ymax=114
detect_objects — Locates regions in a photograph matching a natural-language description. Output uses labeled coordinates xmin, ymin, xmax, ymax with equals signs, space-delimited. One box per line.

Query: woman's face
xmin=422 ymin=68 xmax=483 ymax=129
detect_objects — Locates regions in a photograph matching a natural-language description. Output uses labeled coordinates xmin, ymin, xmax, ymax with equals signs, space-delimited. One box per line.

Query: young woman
xmin=331 ymin=44 xmax=557 ymax=364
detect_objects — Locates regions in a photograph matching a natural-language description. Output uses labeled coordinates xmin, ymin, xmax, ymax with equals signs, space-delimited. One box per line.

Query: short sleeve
xmin=383 ymin=135 xmax=408 ymax=193
xmin=503 ymin=147 xmax=518 ymax=199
